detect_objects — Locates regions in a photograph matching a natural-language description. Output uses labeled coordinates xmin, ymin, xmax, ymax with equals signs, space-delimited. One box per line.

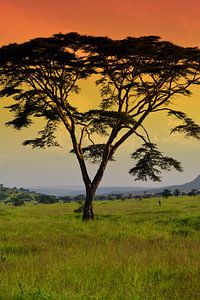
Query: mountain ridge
xmin=28 ymin=174 xmax=200 ymax=196
xmin=157 ymin=174 xmax=200 ymax=193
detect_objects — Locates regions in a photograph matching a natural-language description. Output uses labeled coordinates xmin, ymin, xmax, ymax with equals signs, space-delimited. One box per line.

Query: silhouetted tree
xmin=174 ymin=189 xmax=181 ymax=197
xmin=188 ymin=189 xmax=198 ymax=196
xmin=1 ymin=33 xmax=200 ymax=220
xmin=162 ymin=189 xmax=172 ymax=199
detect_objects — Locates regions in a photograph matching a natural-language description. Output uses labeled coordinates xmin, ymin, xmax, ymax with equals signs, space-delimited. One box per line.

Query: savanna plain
xmin=0 ymin=196 xmax=200 ymax=299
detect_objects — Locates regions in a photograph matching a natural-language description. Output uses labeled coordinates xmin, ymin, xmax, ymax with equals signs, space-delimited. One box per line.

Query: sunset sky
xmin=0 ymin=0 xmax=200 ymax=188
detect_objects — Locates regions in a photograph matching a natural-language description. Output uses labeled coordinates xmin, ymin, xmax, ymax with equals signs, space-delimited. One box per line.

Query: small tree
xmin=174 ymin=189 xmax=181 ymax=197
xmin=1 ymin=33 xmax=200 ymax=220
xmin=188 ymin=189 xmax=198 ymax=196
xmin=35 ymin=194 xmax=58 ymax=204
xmin=6 ymin=196 xmax=25 ymax=206
xmin=162 ymin=189 xmax=172 ymax=199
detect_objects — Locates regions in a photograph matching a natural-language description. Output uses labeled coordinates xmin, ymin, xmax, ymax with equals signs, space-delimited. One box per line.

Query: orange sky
xmin=1 ymin=0 xmax=200 ymax=46
xmin=0 ymin=0 xmax=200 ymax=188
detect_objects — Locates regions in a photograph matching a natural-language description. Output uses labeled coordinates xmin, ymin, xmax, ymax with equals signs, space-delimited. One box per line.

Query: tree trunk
xmin=82 ymin=156 xmax=110 ymax=221
xmin=82 ymin=188 xmax=95 ymax=221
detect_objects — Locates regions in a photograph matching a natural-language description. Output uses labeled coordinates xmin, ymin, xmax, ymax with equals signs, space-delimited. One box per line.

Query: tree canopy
xmin=0 ymin=33 xmax=200 ymax=219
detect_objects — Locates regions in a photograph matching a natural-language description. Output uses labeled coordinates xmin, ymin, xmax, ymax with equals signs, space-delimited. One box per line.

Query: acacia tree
xmin=0 ymin=33 xmax=200 ymax=220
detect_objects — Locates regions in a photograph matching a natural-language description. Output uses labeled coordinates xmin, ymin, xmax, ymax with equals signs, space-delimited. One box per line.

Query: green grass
xmin=0 ymin=196 xmax=200 ymax=299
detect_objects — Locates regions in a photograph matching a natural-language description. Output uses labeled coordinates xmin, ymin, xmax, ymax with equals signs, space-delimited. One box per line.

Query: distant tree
xmin=7 ymin=196 xmax=25 ymax=206
xmin=35 ymin=194 xmax=58 ymax=204
xmin=174 ymin=189 xmax=181 ymax=197
xmin=1 ymin=33 xmax=200 ymax=220
xmin=162 ymin=189 xmax=172 ymax=199
xmin=188 ymin=189 xmax=198 ymax=196
xmin=134 ymin=195 xmax=143 ymax=201
xmin=74 ymin=194 xmax=85 ymax=201
xmin=0 ymin=192 xmax=9 ymax=201
xmin=59 ymin=196 xmax=73 ymax=202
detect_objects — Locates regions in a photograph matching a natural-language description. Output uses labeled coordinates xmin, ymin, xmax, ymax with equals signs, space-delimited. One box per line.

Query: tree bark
xmin=82 ymin=188 xmax=95 ymax=221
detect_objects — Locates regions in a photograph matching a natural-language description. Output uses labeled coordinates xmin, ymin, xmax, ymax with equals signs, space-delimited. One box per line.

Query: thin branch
xmin=140 ymin=124 xmax=151 ymax=143
xmin=134 ymin=131 xmax=149 ymax=144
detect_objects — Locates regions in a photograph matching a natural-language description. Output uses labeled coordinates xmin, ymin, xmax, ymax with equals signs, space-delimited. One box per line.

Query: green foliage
xmin=0 ymin=184 xmax=63 ymax=205
xmin=6 ymin=196 xmax=25 ymax=206
xmin=35 ymin=194 xmax=59 ymax=204
xmin=0 ymin=185 xmax=36 ymax=204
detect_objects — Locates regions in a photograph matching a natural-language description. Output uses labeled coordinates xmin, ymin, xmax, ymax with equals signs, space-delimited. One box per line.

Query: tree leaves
xmin=82 ymin=144 xmax=114 ymax=164
xmin=0 ymin=32 xmax=200 ymax=188
xmin=171 ymin=118 xmax=200 ymax=139
xmin=84 ymin=109 xmax=136 ymax=136
xmin=129 ymin=143 xmax=183 ymax=181
xmin=6 ymin=114 xmax=32 ymax=129
xmin=70 ymin=144 xmax=114 ymax=164
xmin=168 ymin=110 xmax=200 ymax=140
xmin=22 ymin=120 xmax=60 ymax=148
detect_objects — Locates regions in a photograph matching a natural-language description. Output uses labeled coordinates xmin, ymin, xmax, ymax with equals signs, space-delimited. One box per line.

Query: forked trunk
xmin=82 ymin=188 xmax=95 ymax=221
xmin=81 ymin=154 xmax=110 ymax=221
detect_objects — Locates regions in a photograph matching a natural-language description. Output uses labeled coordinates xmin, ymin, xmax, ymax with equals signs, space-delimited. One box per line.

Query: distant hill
xmin=28 ymin=185 xmax=148 ymax=196
xmin=28 ymin=175 xmax=200 ymax=196
xmin=158 ymin=175 xmax=200 ymax=193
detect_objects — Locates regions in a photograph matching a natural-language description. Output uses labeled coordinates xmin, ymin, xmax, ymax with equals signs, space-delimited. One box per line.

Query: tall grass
xmin=0 ymin=196 xmax=200 ymax=299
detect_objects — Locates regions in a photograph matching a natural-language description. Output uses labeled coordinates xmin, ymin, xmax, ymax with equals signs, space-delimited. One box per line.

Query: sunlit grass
xmin=0 ymin=196 xmax=200 ymax=299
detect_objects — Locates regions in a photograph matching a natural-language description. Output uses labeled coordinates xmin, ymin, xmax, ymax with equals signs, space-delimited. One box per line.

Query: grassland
xmin=0 ymin=196 xmax=200 ymax=299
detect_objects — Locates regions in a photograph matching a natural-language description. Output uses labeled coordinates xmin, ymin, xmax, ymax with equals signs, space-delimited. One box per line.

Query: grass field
xmin=0 ymin=196 xmax=200 ymax=299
